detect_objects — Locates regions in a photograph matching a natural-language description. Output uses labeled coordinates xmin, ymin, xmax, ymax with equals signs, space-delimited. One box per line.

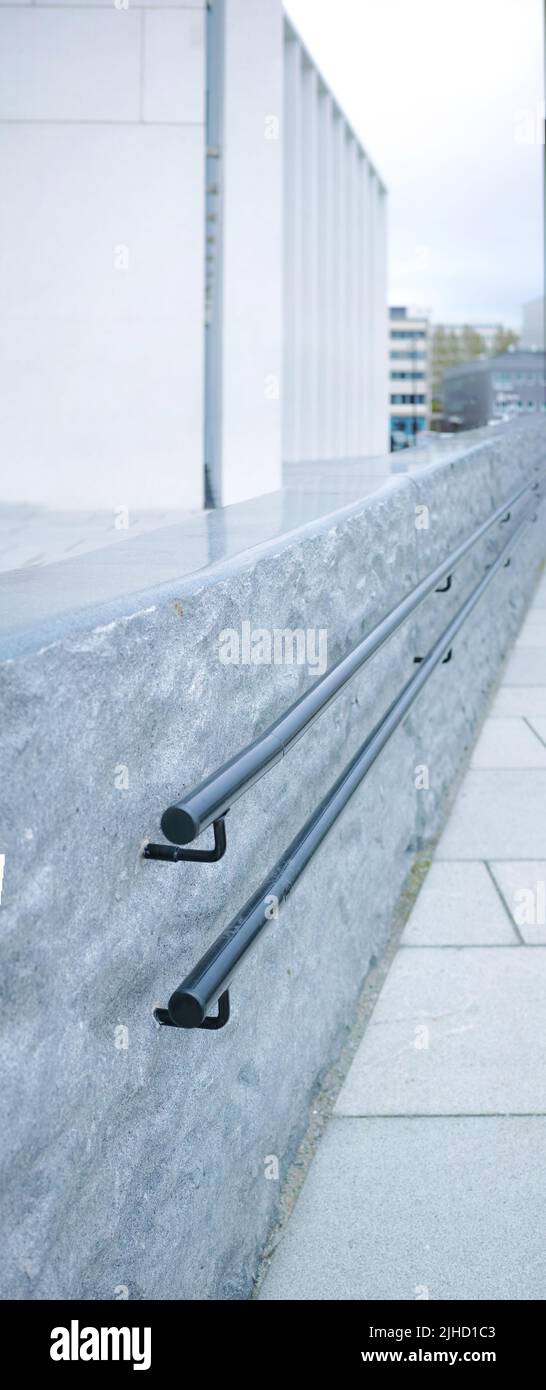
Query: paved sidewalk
xmin=259 ymin=574 xmax=546 ymax=1301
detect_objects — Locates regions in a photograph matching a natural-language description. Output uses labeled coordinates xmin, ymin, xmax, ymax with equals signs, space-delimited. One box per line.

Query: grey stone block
xmin=402 ymin=423 xmax=546 ymax=844
xmin=0 ymin=474 xmax=419 ymax=1299
xmin=1 ymin=417 xmax=545 ymax=1299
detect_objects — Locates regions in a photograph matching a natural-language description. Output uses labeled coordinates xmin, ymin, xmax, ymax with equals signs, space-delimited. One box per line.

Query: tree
xmin=491 ymin=327 xmax=520 ymax=355
xmin=459 ymin=325 xmax=487 ymax=360
xmin=431 ymin=325 xmax=464 ymax=400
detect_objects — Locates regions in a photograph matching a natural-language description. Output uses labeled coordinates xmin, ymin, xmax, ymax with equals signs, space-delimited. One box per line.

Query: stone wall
xmin=1 ymin=417 xmax=545 ymax=1299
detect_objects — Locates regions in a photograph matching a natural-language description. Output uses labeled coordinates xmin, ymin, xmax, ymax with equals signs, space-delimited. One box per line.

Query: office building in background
xmin=389 ymin=305 xmax=430 ymax=449
xmin=443 ymin=349 xmax=546 ymax=430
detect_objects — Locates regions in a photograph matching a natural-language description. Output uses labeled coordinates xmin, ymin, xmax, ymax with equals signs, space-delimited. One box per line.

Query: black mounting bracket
xmin=414 ymin=648 xmax=452 ymax=665
xmin=143 ymin=817 xmax=227 ymax=864
xmin=484 ymin=558 xmax=511 ymax=572
xmin=154 ymin=990 xmax=231 ymax=1031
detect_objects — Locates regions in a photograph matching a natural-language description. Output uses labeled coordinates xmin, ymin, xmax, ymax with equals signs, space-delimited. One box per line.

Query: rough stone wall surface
xmin=1 ymin=418 xmax=545 ymax=1300
xmin=407 ymin=421 xmax=545 ymax=842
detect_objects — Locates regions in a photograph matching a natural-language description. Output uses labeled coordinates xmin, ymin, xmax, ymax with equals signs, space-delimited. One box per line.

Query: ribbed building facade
xmin=0 ymin=0 xmax=388 ymax=511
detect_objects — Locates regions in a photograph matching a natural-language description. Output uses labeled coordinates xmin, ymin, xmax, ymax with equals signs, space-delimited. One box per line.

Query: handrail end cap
xmin=167 ymin=988 xmax=205 ymax=1029
xmin=161 ymin=804 xmax=200 ymax=846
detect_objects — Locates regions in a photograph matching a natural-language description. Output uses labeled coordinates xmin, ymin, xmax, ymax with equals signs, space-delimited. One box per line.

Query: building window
xmin=391 ymin=329 xmax=426 ymax=340
xmin=390 ymin=415 xmax=426 ymax=448
xmin=390 ymin=394 xmax=426 ymax=405
xmin=390 ymin=350 xmax=426 ymax=360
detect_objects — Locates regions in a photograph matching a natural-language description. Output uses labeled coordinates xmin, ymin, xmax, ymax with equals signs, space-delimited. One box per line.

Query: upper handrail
xmin=153 ymin=490 xmax=541 ymax=1031
xmin=150 ymin=476 xmax=537 ymax=850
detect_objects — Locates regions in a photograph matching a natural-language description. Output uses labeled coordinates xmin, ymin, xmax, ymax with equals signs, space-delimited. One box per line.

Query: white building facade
xmin=0 ymin=0 xmax=388 ymax=512
xmin=520 ymin=298 xmax=545 ymax=351
xmin=283 ymin=20 xmax=388 ymax=467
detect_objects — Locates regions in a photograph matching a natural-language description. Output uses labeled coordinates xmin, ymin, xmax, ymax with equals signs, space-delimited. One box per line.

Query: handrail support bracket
xmin=143 ymin=817 xmax=227 ymax=864
xmin=154 ymin=990 xmax=231 ymax=1031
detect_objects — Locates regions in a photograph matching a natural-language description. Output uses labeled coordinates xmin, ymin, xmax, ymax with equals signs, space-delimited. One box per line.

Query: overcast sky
xmin=285 ymin=0 xmax=544 ymax=328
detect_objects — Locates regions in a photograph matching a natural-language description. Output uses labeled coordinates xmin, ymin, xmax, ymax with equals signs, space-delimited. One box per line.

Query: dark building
xmin=443 ymin=350 xmax=546 ymax=430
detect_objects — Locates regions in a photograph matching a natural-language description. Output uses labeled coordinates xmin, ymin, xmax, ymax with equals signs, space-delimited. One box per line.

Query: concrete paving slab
xmin=516 ymin=619 xmax=546 ymax=647
xmin=334 ymin=947 xmax=546 ymax=1115
xmin=470 ymin=717 xmax=546 ymax=768
xmin=518 ymin=614 xmax=546 ymax=624
xmin=530 ymin=579 xmax=546 ymax=607
xmin=436 ymin=770 xmax=546 ymax=859
xmin=502 ymin=648 xmax=546 ymax=685
xmin=400 ymin=862 xmax=516 ymax=945
xmin=258 ymin=1116 xmax=546 ymax=1301
xmin=489 ymin=861 xmax=546 ymax=945
xmin=488 ymin=686 xmax=546 ymax=717
xmin=519 ymin=603 xmax=546 ymax=619
xmin=527 ymin=716 xmax=546 ymax=748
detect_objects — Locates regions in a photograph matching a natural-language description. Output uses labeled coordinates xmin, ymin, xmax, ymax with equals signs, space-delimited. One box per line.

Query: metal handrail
xmin=153 ymin=483 xmax=541 ymax=1031
xmin=148 ymin=477 xmax=535 ymax=854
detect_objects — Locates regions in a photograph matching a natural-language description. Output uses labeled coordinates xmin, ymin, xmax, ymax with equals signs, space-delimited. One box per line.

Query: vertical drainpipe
xmin=543 ymin=0 xmax=546 ymax=396
xmin=204 ymin=0 xmax=225 ymax=508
